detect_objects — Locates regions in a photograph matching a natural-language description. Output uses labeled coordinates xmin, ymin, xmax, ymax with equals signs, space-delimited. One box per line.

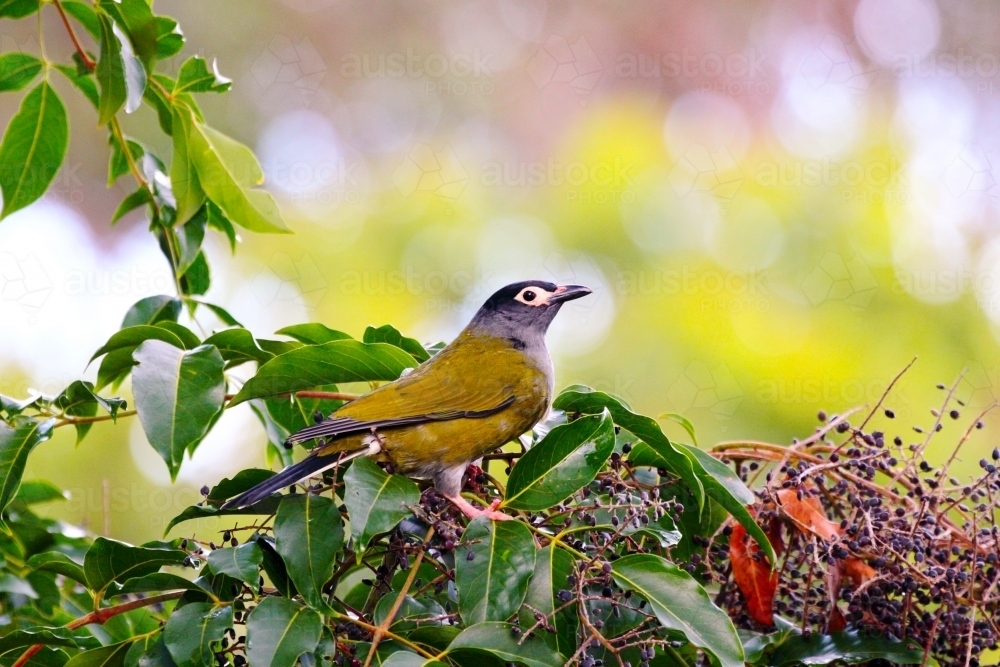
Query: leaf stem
xmin=11 ymin=591 xmax=184 ymax=667
xmin=52 ymin=0 xmax=96 ymax=71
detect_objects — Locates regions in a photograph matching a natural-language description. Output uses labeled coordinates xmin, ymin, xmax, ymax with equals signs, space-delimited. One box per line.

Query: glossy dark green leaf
xmin=518 ymin=544 xmax=578 ymax=658
xmin=154 ymin=322 xmax=201 ymax=349
xmin=97 ymin=0 xmax=157 ymax=68
xmin=343 ymin=457 xmax=419 ymax=550
xmin=26 ymin=551 xmax=87 ymax=586
xmin=108 ymin=135 xmax=143 ymax=185
xmin=275 ymin=323 xmax=351 ymax=345
xmin=125 ymin=635 xmax=177 ymax=667
xmin=188 ymin=299 xmax=242 ymax=327
xmin=163 ymin=603 xmax=232 ymax=667
xmin=111 ymin=187 xmax=152 ymax=224
xmin=504 ymin=409 xmax=614 ymax=511
xmin=61 ymin=0 xmax=99 ymax=38
xmin=203 ymin=328 xmax=272 ymax=367
xmin=179 ymin=251 xmax=210 ymax=296
xmin=230 ymin=340 xmax=415 ymax=405
xmin=244 ymin=597 xmax=321 ymax=667
xmin=0 ymin=417 xmax=54 ymax=517
xmin=1 ymin=648 xmax=69 ymax=667
xmin=363 ymin=325 xmax=429 ymax=363
xmin=374 ymin=591 xmax=445 ymax=632
xmin=111 ymin=572 xmax=205 ymax=596
xmin=174 ymin=57 xmax=231 ymax=94
xmin=251 ymin=534 xmax=296 ymax=598
xmin=63 ymin=641 xmax=131 ymax=667
xmin=122 ymin=295 xmax=182 ymax=328
xmin=378 ymin=655 xmax=446 ymax=667
xmin=0 ymin=0 xmax=39 ymax=19
xmin=553 ymin=386 xmax=703 ymax=508
xmin=205 ymin=200 xmax=237 ymax=252
xmin=14 ymin=479 xmax=66 ymax=505
xmin=455 ymin=517 xmax=536 ymax=625
xmin=207 ymin=542 xmax=263 ymax=587
xmin=155 ymin=17 xmax=184 ymax=59
xmin=174 ymin=211 xmax=206 ymax=275
xmin=0 ymin=82 xmax=68 ymax=219
xmin=0 ymin=53 xmax=41 ymax=91
xmin=96 ymin=13 xmax=126 ymax=123
xmin=768 ymin=630 xmax=925 ymax=666
xmin=91 ymin=325 xmax=185 ymax=389
xmin=132 ymin=341 xmax=225 ymax=480
xmin=445 ymin=622 xmax=563 ymax=667
xmin=185 ymin=119 xmax=289 ymax=233
xmin=0 ymin=628 xmax=97 ymax=654
xmin=83 ymin=537 xmax=186 ymax=593
xmin=273 ymin=493 xmax=343 ymax=608
xmin=256 ymin=339 xmax=302 ymax=356
xmin=611 ymin=554 xmax=743 ymax=667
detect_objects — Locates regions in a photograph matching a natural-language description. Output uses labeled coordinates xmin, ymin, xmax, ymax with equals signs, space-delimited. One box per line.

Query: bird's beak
xmin=549 ymin=284 xmax=592 ymax=303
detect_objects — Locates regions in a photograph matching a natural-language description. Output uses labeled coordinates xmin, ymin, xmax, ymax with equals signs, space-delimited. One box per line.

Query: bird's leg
xmin=442 ymin=492 xmax=513 ymax=521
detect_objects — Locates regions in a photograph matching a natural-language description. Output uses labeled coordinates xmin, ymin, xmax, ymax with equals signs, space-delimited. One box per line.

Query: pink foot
xmin=444 ymin=494 xmax=513 ymax=521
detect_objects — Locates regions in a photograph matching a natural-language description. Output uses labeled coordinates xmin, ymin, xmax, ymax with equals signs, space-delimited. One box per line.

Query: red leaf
xmin=730 ymin=522 xmax=778 ymax=626
xmin=776 ymin=489 xmax=839 ymax=541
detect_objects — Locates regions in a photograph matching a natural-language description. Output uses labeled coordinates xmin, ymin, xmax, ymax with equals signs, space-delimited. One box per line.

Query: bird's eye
xmin=523 ymin=290 xmax=536 ymax=302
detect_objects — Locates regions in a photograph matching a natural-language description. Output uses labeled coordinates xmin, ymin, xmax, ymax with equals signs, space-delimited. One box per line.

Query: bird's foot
xmin=443 ymin=493 xmax=513 ymax=521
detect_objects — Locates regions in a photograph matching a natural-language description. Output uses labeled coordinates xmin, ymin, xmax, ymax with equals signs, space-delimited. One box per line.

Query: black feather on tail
xmin=220 ymin=455 xmax=338 ymax=509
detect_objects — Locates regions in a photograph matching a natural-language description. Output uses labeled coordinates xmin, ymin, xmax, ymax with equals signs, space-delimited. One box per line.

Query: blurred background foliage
xmin=3 ymin=0 xmax=1000 ymax=544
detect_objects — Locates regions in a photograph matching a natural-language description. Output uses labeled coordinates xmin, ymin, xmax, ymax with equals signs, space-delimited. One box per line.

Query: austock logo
xmin=251 ymin=35 xmax=326 ymax=95
xmin=392 ymin=144 xmax=468 ymax=200
xmin=0 ymin=252 xmax=52 ymax=324
xmin=526 ymin=35 xmax=603 ymax=100
xmin=250 ymin=252 xmax=327 ymax=309
xmin=667 ymin=361 xmax=743 ymax=420
xmin=802 ymin=252 xmax=878 ymax=309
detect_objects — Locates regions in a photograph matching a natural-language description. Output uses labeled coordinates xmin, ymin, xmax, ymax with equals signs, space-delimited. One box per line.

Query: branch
xmin=52 ymin=0 xmax=95 ymax=71
xmin=12 ymin=591 xmax=185 ymax=667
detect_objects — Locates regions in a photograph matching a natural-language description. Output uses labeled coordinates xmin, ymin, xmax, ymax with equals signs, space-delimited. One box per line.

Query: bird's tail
xmin=220 ymin=446 xmax=370 ymax=509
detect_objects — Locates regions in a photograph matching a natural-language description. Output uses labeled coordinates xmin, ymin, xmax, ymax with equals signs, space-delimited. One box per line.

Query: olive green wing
xmin=285 ymin=355 xmax=516 ymax=446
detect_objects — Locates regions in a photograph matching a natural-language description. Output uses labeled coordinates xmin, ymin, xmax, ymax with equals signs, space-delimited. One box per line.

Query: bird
xmin=222 ymin=280 xmax=592 ymax=521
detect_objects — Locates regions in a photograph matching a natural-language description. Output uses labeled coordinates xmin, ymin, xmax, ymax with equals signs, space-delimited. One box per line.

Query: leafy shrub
xmin=0 ymin=4 xmax=996 ymax=667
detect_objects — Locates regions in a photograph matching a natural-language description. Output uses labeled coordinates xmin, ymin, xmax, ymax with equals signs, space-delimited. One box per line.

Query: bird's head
xmin=469 ymin=280 xmax=592 ymax=341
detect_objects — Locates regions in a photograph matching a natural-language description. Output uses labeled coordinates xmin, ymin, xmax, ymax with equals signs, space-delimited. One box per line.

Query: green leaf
xmin=205 ymin=200 xmax=237 ymax=252
xmin=1 ymin=648 xmax=69 ymax=667
xmin=203 ymin=328 xmax=272 ymax=367
xmin=0 ymin=629 xmax=96 ymax=654
xmin=660 ymin=412 xmax=697 ymax=445
xmin=504 ymin=409 xmax=614 ymax=511
xmin=60 ymin=0 xmax=99 ymax=38
xmin=163 ymin=603 xmax=232 ymax=667
xmin=174 ymin=212 xmax=206 ymax=276
xmin=610 ymin=553 xmax=743 ymax=667
xmin=0 ymin=53 xmax=41 ymax=91
xmin=273 ymin=493 xmax=343 ymax=608
xmin=251 ymin=534 xmax=296 ymax=598
xmin=455 ymin=517 xmax=536 ymax=625
xmin=54 ymin=63 xmax=99 ymax=108
xmin=111 ymin=572 xmax=205 ymax=595
xmin=63 ymin=641 xmax=131 ymax=667
xmin=96 ymin=13 xmax=126 ymax=124
xmin=363 ymin=325 xmax=429 ymax=363
xmin=179 ymin=251 xmax=210 ymax=296
xmin=230 ymin=340 xmax=416 ymax=405
xmin=207 ymin=542 xmax=263 ymax=587
xmin=374 ymin=592 xmax=445 ymax=632
xmin=111 ymin=187 xmax=152 ymax=224
xmin=91 ymin=325 xmax=185 ymax=389
xmin=0 ymin=418 xmax=54 ymax=517
xmin=27 ymin=551 xmax=87 ymax=586
xmin=768 ymin=630 xmax=926 ymax=666
xmin=446 ymin=622 xmax=563 ymax=667
xmin=189 ymin=299 xmax=242 ymax=327
xmin=343 ymin=458 xmax=419 ymax=550
xmin=83 ymin=537 xmax=186 ymax=593
xmin=378 ymin=655 xmax=446 ymax=667
xmin=154 ymin=321 xmax=201 ymax=349
xmin=245 ymin=597 xmax=322 ymax=667
xmin=185 ymin=120 xmax=290 ymax=233
xmin=108 ymin=135 xmax=143 ymax=185
xmin=0 ymin=0 xmax=39 ymax=19
xmin=553 ymin=386 xmax=704 ymax=511
xmin=174 ymin=57 xmax=231 ymax=94
xmin=164 ymin=496 xmax=281 ymax=534
xmin=122 ymin=295 xmax=182 ymax=328
xmin=275 ymin=323 xmax=351 ymax=345
xmin=155 ymin=17 xmax=184 ymax=59
xmin=97 ymin=0 xmax=157 ymax=68
xmin=14 ymin=479 xmax=66 ymax=505
xmin=0 ymin=82 xmax=68 ymax=219
xmin=132 ymin=341 xmax=225 ymax=479
xmin=125 ymin=635 xmax=176 ymax=667
xmin=519 ymin=544 xmax=578 ymax=658
xmin=170 ymin=107 xmax=205 ymax=225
